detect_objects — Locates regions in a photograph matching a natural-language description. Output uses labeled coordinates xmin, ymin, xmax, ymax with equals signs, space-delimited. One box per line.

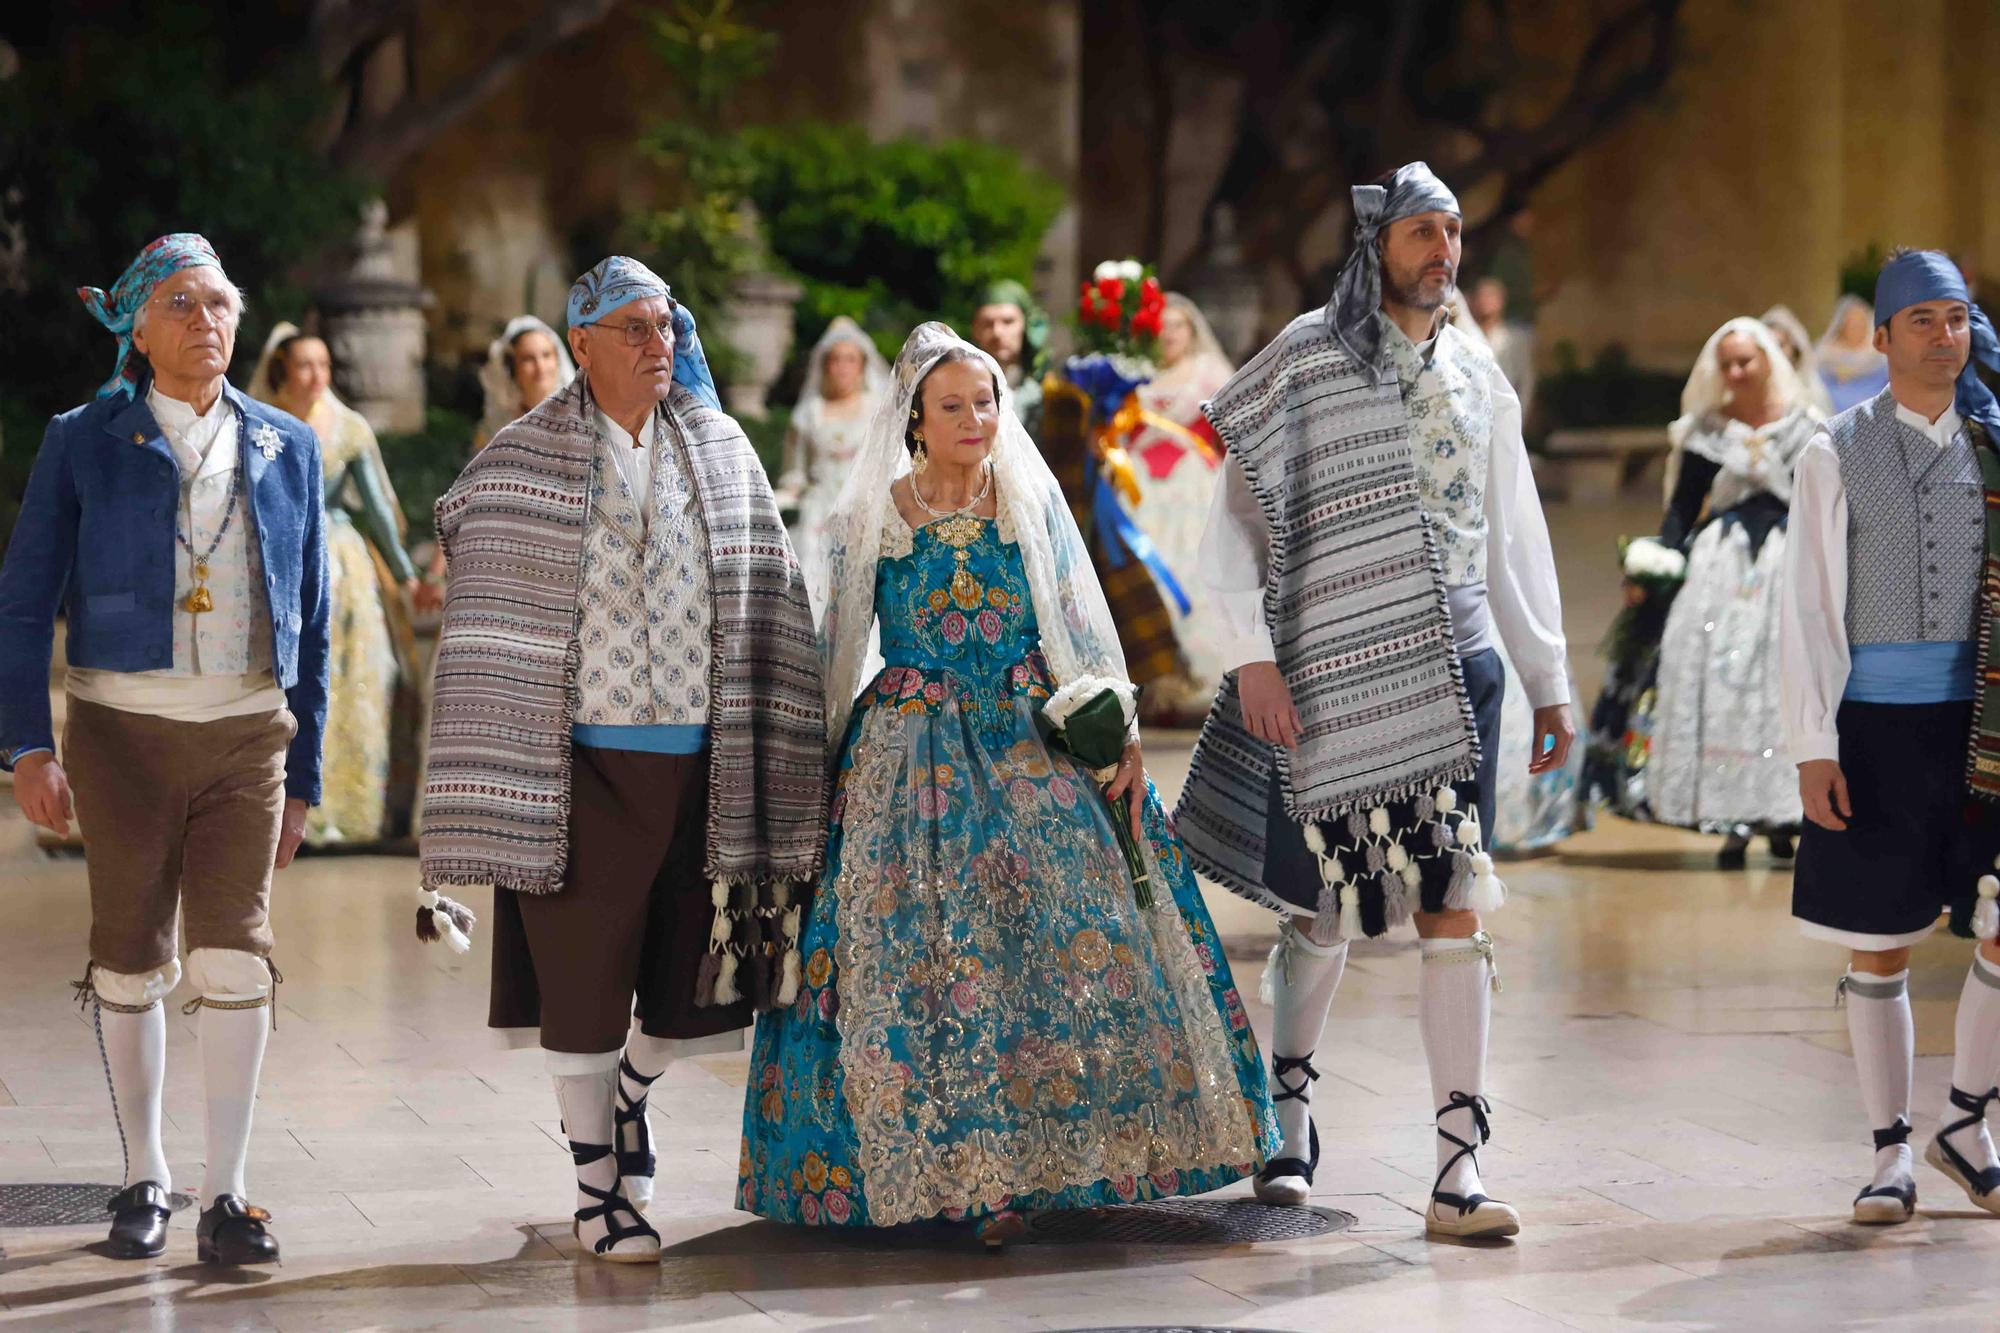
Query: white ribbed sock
xmin=1843 ymin=968 xmax=1914 ymax=1193
xmin=198 ymin=1000 xmax=269 ymax=1203
xmin=1943 ymin=952 xmax=2000 ymax=1175
xmin=1420 ymin=936 xmax=1493 ymax=1201
xmin=1264 ymin=923 xmax=1347 ymax=1164
xmin=100 ymin=1003 xmax=170 ymax=1191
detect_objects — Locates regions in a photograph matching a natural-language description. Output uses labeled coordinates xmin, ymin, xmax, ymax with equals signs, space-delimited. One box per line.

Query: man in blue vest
xmin=1783 ymin=247 xmax=2000 ymax=1226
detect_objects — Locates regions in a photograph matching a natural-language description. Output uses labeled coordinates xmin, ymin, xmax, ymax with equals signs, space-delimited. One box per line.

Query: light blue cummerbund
xmin=1843 ymin=640 xmax=1977 ymax=705
xmin=570 ymin=723 xmax=710 ymax=754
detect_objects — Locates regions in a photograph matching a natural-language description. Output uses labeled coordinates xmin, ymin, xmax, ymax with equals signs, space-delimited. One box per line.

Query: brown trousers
xmin=488 ymin=745 xmax=752 ymax=1053
xmin=64 ymin=698 xmax=292 ymax=975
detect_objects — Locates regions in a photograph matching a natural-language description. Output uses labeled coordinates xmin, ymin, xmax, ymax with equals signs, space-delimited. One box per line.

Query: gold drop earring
xmin=912 ymin=432 xmax=929 ymax=475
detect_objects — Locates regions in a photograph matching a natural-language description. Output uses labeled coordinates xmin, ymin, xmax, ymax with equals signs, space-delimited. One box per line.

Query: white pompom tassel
xmin=776 ymin=948 xmax=802 ymax=1007
xmin=1435 ymin=788 xmax=1457 ymax=813
xmin=1367 ymin=806 xmax=1391 ymax=838
xmin=1975 ymin=875 xmax=2000 ymax=941
xmin=1466 ymin=852 xmax=1505 ymax=914
xmin=714 ymin=950 xmax=741 ymax=1005
xmin=1303 ymin=823 xmax=1326 ymax=855
xmin=1338 ymin=883 xmax=1363 ymax=941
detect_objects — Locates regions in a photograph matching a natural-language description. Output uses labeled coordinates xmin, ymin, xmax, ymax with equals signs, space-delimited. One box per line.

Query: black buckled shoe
xmin=196 ymin=1195 xmax=281 ymax=1266
xmin=105 ymin=1180 xmax=171 ymax=1259
xmin=1252 ymin=1053 xmax=1319 ymax=1207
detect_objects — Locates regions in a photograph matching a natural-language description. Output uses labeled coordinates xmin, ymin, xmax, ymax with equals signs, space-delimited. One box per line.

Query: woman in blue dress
xmin=737 ymin=323 xmax=1277 ymax=1246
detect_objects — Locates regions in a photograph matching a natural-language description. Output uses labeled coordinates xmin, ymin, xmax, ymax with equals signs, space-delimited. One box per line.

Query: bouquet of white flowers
xmin=1037 ymin=675 xmax=1152 ymax=908
xmin=1621 ymin=535 xmax=1688 ymax=587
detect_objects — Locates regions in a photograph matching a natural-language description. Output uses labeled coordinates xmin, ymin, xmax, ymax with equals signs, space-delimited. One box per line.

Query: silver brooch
xmin=251 ymin=422 xmax=285 ymax=461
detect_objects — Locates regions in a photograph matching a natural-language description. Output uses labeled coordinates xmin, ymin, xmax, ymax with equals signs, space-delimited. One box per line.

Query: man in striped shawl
xmin=418 ymin=257 xmax=824 ymax=1263
xmin=1176 ymin=164 xmax=1573 ymax=1239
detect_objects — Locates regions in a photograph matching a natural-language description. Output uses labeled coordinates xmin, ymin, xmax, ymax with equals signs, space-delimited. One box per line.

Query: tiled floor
xmin=6 ymin=493 xmax=2000 ymax=1330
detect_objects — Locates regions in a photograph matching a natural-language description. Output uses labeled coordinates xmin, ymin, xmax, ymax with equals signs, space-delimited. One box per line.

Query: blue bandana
xmin=1326 ymin=162 xmax=1461 ymax=385
xmin=1874 ymin=250 xmax=2000 ymax=438
xmin=567 ymin=255 xmax=720 ymax=411
xmin=78 ymin=233 xmax=225 ymax=401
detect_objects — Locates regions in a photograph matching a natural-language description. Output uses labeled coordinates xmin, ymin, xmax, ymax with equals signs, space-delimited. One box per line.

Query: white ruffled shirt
xmin=1779 ymin=399 xmax=1963 ymax=764
xmin=1195 ymin=333 xmax=1571 ymax=710
xmin=65 ymin=385 xmax=283 ymax=723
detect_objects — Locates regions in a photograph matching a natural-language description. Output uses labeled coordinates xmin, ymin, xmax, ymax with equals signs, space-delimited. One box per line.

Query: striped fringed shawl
xmin=420 ymin=375 xmax=826 ymax=1008
xmin=1173 ymin=311 xmax=1480 ymax=920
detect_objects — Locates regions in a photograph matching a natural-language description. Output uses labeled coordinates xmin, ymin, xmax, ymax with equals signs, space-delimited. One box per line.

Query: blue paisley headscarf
xmin=77 ymin=233 xmax=225 ymax=401
xmin=1325 ymin=163 xmax=1461 ymax=386
xmin=566 ymin=255 xmax=720 ymax=411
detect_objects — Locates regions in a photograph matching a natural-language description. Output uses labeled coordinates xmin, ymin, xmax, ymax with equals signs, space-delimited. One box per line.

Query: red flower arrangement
xmin=1075 ymin=258 xmax=1165 ymax=360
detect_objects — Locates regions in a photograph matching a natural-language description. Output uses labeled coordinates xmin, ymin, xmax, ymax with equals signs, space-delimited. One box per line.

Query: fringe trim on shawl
xmin=1301 ymin=788 xmax=1506 ymax=942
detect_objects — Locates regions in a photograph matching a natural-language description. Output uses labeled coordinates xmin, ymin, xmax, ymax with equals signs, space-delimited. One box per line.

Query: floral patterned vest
xmin=1386 ymin=321 xmax=1495 ymax=587
xmin=574 ymin=421 xmax=713 ymax=726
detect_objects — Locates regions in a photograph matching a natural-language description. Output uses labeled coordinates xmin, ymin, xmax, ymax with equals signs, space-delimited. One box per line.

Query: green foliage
xmin=376 ymin=406 xmax=479 ymax=542
xmin=0 ymin=8 xmax=371 ymax=423
xmin=742 ymin=123 xmax=1064 ymax=360
xmin=1532 ymin=342 xmax=1684 ymax=445
xmin=1840 ymin=244 xmax=1888 ymax=303
xmin=644 ymin=0 xmax=777 ymax=125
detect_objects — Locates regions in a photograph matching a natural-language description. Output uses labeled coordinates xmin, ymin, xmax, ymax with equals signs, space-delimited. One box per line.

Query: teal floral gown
xmin=737 ymin=506 xmax=1278 ymax=1229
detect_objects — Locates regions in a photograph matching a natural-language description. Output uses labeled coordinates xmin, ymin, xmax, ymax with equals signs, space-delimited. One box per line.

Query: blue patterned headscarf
xmin=567 ymin=255 xmax=720 ymax=412
xmin=77 ymin=233 xmax=225 ymax=401
xmin=1874 ymin=249 xmax=2000 ymax=439
xmin=1326 ymin=162 xmax=1461 ymax=386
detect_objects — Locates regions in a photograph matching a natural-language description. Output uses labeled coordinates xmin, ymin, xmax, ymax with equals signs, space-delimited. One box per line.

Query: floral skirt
xmin=736 ymin=660 xmax=1278 ymax=1228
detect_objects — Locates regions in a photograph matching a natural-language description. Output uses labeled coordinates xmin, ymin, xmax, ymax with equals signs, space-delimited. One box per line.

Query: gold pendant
xmin=931 ymin=512 xmax=985 ymax=551
xmin=183 ymin=583 xmax=214 ymax=614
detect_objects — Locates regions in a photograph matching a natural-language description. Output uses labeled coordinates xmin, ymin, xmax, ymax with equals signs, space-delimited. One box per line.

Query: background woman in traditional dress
xmin=773 ymin=317 xmax=888 ymax=613
xmin=249 ymin=325 xmax=421 ymax=844
xmin=1645 ymin=316 xmax=1819 ymax=865
xmin=1761 ymin=303 xmax=1835 ymax=416
xmin=737 ymin=324 xmax=1275 ymax=1246
xmin=1816 ymin=294 xmax=1890 ymax=413
xmin=1129 ymin=293 xmax=1233 ymax=721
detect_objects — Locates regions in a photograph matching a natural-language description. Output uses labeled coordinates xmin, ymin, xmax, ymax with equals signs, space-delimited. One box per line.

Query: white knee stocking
xmin=554 ymin=1064 xmax=658 ymax=1260
xmin=1842 ymin=968 xmax=1914 ymax=1192
xmin=99 ymin=1002 xmax=170 ymax=1191
xmin=1942 ymin=951 xmax=2000 ymax=1176
xmin=1263 ymin=920 xmax=1347 ymax=1164
xmin=197 ymin=998 xmax=269 ymax=1204
xmin=1419 ymin=934 xmax=1494 ymax=1201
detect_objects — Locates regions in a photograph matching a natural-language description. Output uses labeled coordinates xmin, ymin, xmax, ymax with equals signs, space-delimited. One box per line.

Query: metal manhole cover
xmin=0 ymin=1183 xmax=196 ymax=1227
xmin=1028 ymin=1197 xmax=1352 ymax=1246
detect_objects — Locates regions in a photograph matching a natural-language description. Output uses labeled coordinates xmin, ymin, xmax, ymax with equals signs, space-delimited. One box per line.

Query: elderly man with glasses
xmin=0 ymin=234 xmax=330 ymax=1265
xmin=418 ymin=256 xmax=823 ymax=1262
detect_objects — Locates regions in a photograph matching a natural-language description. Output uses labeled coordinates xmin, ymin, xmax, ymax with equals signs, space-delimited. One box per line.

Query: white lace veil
xmin=1760 ymin=304 xmax=1834 ymax=415
xmin=1664 ymin=315 xmax=1812 ymax=501
xmin=242 ymin=320 xmax=405 ymax=519
xmin=818 ymin=321 xmax=1130 ymax=744
xmin=478 ymin=315 xmax=576 ymax=444
xmin=797 ymin=315 xmax=889 ymax=409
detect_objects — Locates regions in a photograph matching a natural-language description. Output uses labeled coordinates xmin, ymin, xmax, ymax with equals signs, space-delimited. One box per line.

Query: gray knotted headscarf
xmin=1325 ymin=161 xmax=1462 ymax=384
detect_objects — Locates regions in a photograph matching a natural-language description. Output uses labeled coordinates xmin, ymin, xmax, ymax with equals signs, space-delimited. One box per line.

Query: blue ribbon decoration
xmin=1092 ymin=469 xmax=1192 ymax=615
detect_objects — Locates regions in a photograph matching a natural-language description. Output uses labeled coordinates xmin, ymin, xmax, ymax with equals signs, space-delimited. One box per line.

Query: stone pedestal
xmin=315 ymin=200 xmax=434 ymax=434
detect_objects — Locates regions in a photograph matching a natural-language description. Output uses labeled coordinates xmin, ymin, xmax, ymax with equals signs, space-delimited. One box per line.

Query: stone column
xmin=315 ymin=200 xmax=434 ymax=434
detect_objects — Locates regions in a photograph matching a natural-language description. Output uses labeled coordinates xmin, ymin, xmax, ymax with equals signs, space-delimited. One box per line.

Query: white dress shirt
xmin=66 ymin=386 xmax=283 ymax=722
xmin=1779 ymin=400 xmax=1963 ymax=764
xmin=596 ymin=409 xmax=657 ymax=523
xmin=1195 ymin=343 xmax=1572 ymax=709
